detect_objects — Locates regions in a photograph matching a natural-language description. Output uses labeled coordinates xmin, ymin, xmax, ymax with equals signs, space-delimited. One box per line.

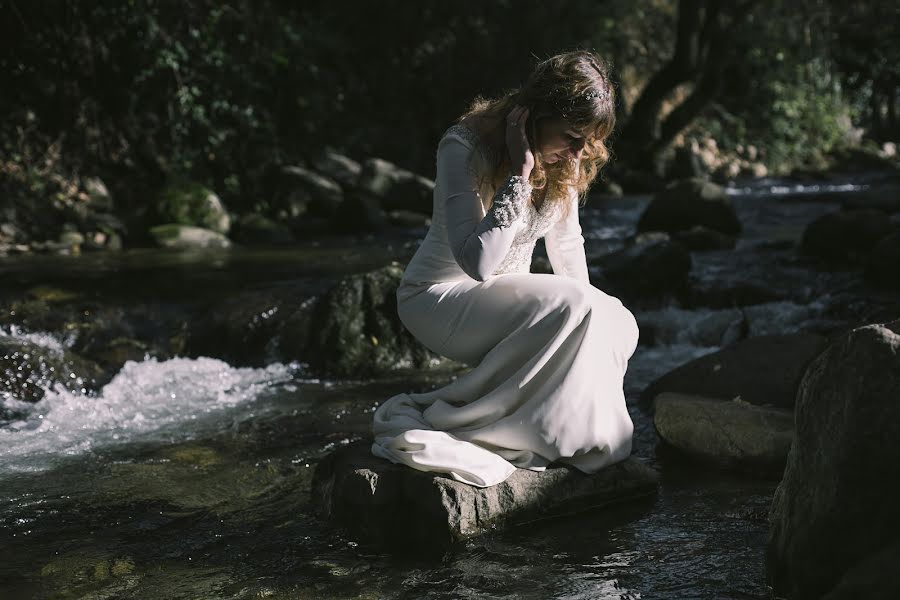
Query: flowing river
xmin=1 ymin=172 xmax=898 ymax=599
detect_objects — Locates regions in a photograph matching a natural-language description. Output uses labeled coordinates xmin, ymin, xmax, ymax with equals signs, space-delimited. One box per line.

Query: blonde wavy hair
xmin=455 ymin=49 xmax=616 ymax=221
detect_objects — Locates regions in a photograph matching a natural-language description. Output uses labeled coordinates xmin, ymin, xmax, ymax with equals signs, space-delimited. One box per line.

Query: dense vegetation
xmin=1 ymin=0 xmax=897 ymax=238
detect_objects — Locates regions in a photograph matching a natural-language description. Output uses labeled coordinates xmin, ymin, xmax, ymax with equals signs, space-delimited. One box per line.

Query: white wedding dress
xmin=370 ymin=122 xmax=639 ymax=487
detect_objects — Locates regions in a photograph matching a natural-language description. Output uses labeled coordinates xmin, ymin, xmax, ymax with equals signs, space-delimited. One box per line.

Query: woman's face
xmin=536 ymin=117 xmax=589 ymax=164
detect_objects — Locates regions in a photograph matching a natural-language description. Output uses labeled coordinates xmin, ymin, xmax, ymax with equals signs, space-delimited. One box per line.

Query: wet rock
xmin=149 ymin=224 xmax=231 ymax=250
xmin=155 ymin=181 xmax=231 ymax=234
xmin=766 ymin=320 xmax=900 ymax=600
xmin=232 ymin=214 xmax=295 ymax=245
xmin=637 ymin=178 xmax=742 ymax=236
xmin=186 ymin=285 xmax=320 ymax=367
xmin=311 ymin=439 xmax=659 ymax=551
xmin=865 ymin=231 xmax=900 ymax=289
xmin=800 ymin=208 xmax=894 ymax=262
xmin=186 ymin=263 xmax=440 ymax=375
xmin=672 ymin=225 xmax=736 ymax=251
xmin=302 ymin=263 xmax=439 ymax=376
xmin=594 ymin=235 xmax=691 ymax=301
xmin=653 ymin=393 xmax=793 ymax=474
xmin=0 ymin=335 xmax=107 ymax=403
xmin=640 ymin=333 xmax=827 ymax=411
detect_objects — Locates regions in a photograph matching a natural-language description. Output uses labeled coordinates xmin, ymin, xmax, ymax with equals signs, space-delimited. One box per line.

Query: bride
xmin=371 ymin=50 xmax=640 ymax=487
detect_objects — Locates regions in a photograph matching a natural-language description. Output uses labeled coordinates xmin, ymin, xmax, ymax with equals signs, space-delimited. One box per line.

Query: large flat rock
xmin=653 ymin=392 xmax=794 ymax=474
xmin=311 ymin=439 xmax=659 ymax=550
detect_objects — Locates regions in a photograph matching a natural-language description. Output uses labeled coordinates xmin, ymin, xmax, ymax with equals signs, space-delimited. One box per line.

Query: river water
xmin=1 ymin=174 xmax=897 ymax=599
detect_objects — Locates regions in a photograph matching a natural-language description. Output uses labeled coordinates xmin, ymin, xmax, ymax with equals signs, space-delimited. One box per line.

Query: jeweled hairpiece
xmin=555 ymin=87 xmax=611 ymax=118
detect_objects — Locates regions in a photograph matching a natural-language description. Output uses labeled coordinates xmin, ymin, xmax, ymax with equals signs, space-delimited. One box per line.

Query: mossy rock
xmin=156 ymin=181 xmax=231 ymax=234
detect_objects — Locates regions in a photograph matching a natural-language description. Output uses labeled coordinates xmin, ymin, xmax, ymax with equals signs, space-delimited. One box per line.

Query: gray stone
xmin=640 ymin=333 xmax=827 ymax=410
xmin=653 ymin=392 xmax=793 ymax=473
xmin=767 ymin=319 xmax=900 ymax=600
xmin=279 ymin=165 xmax=343 ymax=219
xmin=637 ymin=178 xmax=741 ymax=236
xmin=312 ymin=149 xmax=362 ymax=189
xmin=312 ymin=439 xmax=659 ymax=550
xmin=149 ymin=224 xmax=231 ymax=250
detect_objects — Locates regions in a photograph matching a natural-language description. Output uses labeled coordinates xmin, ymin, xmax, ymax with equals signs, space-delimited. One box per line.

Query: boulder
xmin=357 ymin=158 xmax=434 ymax=215
xmin=311 ymin=439 xmax=659 ymax=551
xmin=156 ymin=182 xmax=231 ymax=234
xmin=1 ymin=335 xmax=107 ymax=403
xmin=312 ymin=149 xmax=362 ymax=189
xmin=800 ymin=209 xmax=894 ymax=262
xmin=766 ymin=320 xmax=900 ymax=600
xmin=149 ymin=224 xmax=231 ymax=250
xmin=640 ymin=333 xmax=827 ymax=410
xmin=594 ymin=235 xmax=691 ymax=301
xmin=653 ymin=392 xmax=793 ymax=474
xmin=865 ymin=231 xmax=900 ymax=289
xmin=301 ymin=263 xmax=438 ymax=376
xmin=277 ymin=165 xmax=343 ymax=220
xmin=637 ymin=178 xmax=742 ymax=236
xmin=186 ymin=263 xmax=441 ymax=375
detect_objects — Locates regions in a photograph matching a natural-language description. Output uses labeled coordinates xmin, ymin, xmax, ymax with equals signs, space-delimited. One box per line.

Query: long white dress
xmin=370 ymin=123 xmax=639 ymax=487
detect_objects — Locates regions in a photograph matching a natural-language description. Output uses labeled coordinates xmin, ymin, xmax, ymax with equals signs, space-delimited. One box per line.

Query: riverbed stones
xmin=766 ymin=319 xmax=900 ymax=600
xmin=636 ymin=178 xmax=742 ymax=236
xmin=800 ymin=208 xmax=894 ymax=262
xmin=311 ymin=439 xmax=659 ymax=550
xmin=640 ymin=333 xmax=827 ymax=410
xmin=653 ymin=393 xmax=793 ymax=474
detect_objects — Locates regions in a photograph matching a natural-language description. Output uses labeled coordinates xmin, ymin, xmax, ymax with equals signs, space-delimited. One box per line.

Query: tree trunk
xmin=617 ymin=0 xmax=757 ymax=173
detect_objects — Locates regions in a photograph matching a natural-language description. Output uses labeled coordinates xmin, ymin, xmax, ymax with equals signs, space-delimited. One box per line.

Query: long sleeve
xmin=438 ymin=136 xmax=532 ymax=282
xmin=544 ymin=183 xmax=590 ymax=286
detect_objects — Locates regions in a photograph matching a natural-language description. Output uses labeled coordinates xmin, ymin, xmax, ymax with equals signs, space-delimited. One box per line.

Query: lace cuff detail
xmin=486 ymin=174 xmax=532 ymax=229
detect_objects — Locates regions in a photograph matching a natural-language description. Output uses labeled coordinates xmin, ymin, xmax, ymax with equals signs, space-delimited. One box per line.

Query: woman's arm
xmin=440 ymin=136 xmax=531 ymax=281
xmin=544 ymin=183 xmax=590 ymax=285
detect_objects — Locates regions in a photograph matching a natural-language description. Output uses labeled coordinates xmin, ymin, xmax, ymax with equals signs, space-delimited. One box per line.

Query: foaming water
xmin=0 ymin=356 xmax=298 ymax=475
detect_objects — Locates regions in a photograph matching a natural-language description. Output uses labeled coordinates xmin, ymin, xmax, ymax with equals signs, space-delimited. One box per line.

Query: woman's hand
xmin=505 ymin=105 xmax=534 ymax=179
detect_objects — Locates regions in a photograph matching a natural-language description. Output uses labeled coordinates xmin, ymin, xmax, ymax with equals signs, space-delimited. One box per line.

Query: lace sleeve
xmin=439 ymin=135 xmax=531 ymax=281
xmin=544 ymin=183 xmax=590 ymax=285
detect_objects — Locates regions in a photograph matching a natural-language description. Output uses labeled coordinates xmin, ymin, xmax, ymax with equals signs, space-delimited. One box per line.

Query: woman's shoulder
xmin=440 ymin=121 xmax=480 ymax=149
